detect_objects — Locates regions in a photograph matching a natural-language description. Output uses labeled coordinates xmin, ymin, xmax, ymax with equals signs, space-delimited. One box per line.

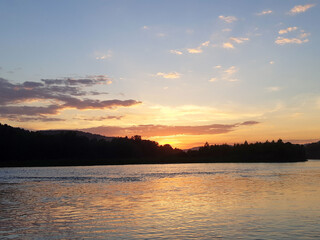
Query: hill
xmin=38 ymin=130 xmax=114 ymax=141
xmin=305 ymin=141 xmax=320 ymax=159
xmin=0 ymin=123 xmax=307 ymax=167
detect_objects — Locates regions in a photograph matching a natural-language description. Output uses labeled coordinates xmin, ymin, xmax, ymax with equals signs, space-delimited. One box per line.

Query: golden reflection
xmin=2 ymin=164 xmax=320 ymax=239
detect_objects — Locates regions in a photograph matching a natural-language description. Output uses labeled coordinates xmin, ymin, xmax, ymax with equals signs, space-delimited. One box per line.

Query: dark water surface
xmin=1 ymin=161 xmax=320 ymax=239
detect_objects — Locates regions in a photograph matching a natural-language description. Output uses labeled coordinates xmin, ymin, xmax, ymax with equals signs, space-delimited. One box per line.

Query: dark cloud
xmin=0 ymin=115 xmax=65 ymax=122
xmin=75 ymin=115 xmax=123 ymax=121
xmin=0 ymin=105 xmax=60 ymax=115
xmin=239 ymin=121 xmax=260 ymax=125
xmin=22 ymin=81 xmax=44 ymax=88
xmin=41 ymin=75 xmax=111 ymax=86
xmin=90 ymin=91 xmax=109 ymax=95
xmin=81 ymin=121 xmax=260 ymax=137
xmin=0 ymin=77 xmax=141 ymax=122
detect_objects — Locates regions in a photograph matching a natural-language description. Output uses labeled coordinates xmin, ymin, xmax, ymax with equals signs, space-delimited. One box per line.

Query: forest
xmin=0 ymin=123 xmax=310 ymax=167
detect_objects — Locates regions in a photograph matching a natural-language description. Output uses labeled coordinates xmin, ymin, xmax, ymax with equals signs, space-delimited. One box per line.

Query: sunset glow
xmin=0 ymin=0 xmax=319 ymax=148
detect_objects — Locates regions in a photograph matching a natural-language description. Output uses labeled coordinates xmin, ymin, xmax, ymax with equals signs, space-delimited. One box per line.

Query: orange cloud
xmin=289 ymin=4 xmax=315 ymax=15
xmin=275 ymin=37 xmax=309 ymax=45
xmin=223 ymin=42 xmax=234 ymax=49
xmin=278 ymin=27 xmax=298 ymax=35
xmin=82 ymin=121 xmax=259 ymax=138
xmin=156 ymin=72 xmax=181 ymax=79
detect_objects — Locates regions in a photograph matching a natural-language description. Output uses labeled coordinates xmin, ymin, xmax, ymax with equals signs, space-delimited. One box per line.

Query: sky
xmin=0 ymin=0 xmax=319 ymax=148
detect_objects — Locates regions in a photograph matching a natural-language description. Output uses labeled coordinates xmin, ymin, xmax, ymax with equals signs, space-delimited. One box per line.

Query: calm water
xmin=1 ymin=161 xmax=320 ymax=239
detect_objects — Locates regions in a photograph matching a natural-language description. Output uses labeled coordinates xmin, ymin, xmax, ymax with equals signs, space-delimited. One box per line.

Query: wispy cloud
xmin=170 ymin=50 xmax=183 ymax=55
xmin=156 ymin=33 xmax=166 ymax=37
xmin=229 ymin=37 xmax=250 ymax=44
xmin=95 ymin=50 xmax=112 ymax=60
xmin=187 ymin=41 xmax=210 ymax=54
xmin=156 ymin=72 xmax=181 ymax=79
xmin=0 ymin=114 xmax=65 ymax=122
xmin=201 ymin=41 xmax=210 ymax=47
xmin=222 ymin=28 xmax=232 ymax=32
xmin=223 ymin=42 xmax=234 ymax=49
xmin=209 ymin=78 xmax=217 ymax=82
xmin=219 ymin=15 xmax=237 ymax=23
xmin=256 ymin=10 xmax=273 ymax=16
xmin=275 ymin=37 xmax=309 ymax=45
xmin=82 ymin=121 xmax=259 ymax=137
xmin=278 ymin=26 xmax=298 ymax=35
xmin=210 ymin=66 xmax=240 ymax=82
xmin=266 ymin=86 xmax=281 ymax=92
xmin=222 ymin=37 xmax=249 ymax=49
xmin=42 ymin=75 xmax=112 ymax=85
xmin=289 ymin=4 xmax=315 ymax=15
xmin=221 ymin=66 xmax=240 ymax=82
xmin=75 ymin=115 xmax=123 ymax=121
xmin=142 ymin=25 xmax=149 ymax=30
xmin=224 ymin=66 xmax=238 ymax=75
xmin=186 ymin=29 xmax=194 ymax=34
xmin=269 ymin=61 xmax=275 ymax=65
xmin=187 ymin=48 xmax=203 ymax=53
xmin=275 ymin=27 xmax=310 ymax=45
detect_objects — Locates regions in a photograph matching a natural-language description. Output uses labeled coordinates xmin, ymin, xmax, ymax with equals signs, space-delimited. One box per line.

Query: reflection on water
xmin=1 ymin=161 xmax=320 ymax=239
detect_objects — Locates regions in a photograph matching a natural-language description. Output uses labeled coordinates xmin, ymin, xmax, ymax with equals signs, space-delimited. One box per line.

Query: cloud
xmin=201 ymin=41 xmax=210 ymax=47
xmin=170 ymin=50 xmax=183 ymax=55
xmin=209 ymin=66 xmax=239 ymax=82
xmin=240 ymin=121 xmax=260 ymax=126
xmin=156 ymin=72 xmax=181 ymax=79
xmin=75 ymin=115 xmax=123 ymax=121
xmin=223 ymin=42 xmax=234 ymax=49
xmin=275 ymin=37 xmax=309 ymax=45
xmin=278 ymin=27 xmax=298 ymax=35
xmin=300 ymin=32 xmax=310 ymax=38
xmin=0 ymin=114 xmax=65 ymax=122
xmin=187 ymin=48 xmax=203 ymax=53
xmin=219 ymin=15 xmax=237 ymax=23
xmin=289 ymin=4 xmax=315 ymax=15
xmin=222 ymin=28 xmax=232 ymax=32
xmin=229 ymin=37 xmax=249 ymax=44
xmin=266 ymin=86 xmax=281 ymax=92
xmin=156 ymin=33 xmax=166 ymax=37
xmin=222 ymin=66 xmax=239 ymax=82
xmin=186 ymin=29 xmax=194 ymax=34
xmin=186 ymin=41 xmax=210 ymax=54
xmin=42 ymin=75 xmax=112 ymax=86
xmin=95 ymin=50 xmax=112 ymax=60
xmin=142 ymin=25 xmax=149 ymax=30
xmin=61 ymin=98 xmax=141 ymax=110
xmin=0 ymin=105 xmax=61 ymax=115
xmin=0 ymin=77 xmax=141 ymax=121
xmin=275 ymin=27 xmax=310 ymax=45
xmin=269 ymin=61 xmax=275 ymax=65
xmin=256 ymin=10 xmax=273 ymax=16
xmin=82 ymin=121 xmax=259 ymax=137
xmin=224 ymin=66 xmax=238 ymax=75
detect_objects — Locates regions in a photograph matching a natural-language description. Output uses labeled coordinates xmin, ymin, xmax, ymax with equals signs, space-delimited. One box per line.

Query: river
xmin=1 ymin=161 xmax=320 ymax=239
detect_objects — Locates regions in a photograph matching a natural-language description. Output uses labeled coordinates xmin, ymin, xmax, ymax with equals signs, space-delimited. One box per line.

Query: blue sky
xmin=0 ymin=0 xmax=319 ymax=148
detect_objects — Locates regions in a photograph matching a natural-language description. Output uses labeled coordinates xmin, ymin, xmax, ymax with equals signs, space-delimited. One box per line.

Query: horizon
xmin=2 ymin=122 xmax=318 ymax=149
xmin=1 ymin=0 xmax=319 ymax=149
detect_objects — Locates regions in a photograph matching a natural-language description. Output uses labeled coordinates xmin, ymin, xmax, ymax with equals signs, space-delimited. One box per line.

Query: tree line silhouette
xmin=0 ymin=123 xmax=309 ymax=167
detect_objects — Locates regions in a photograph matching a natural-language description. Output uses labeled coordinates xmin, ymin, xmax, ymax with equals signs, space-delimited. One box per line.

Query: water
xmin=1 ymin=161 xmax=320 ymax=239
